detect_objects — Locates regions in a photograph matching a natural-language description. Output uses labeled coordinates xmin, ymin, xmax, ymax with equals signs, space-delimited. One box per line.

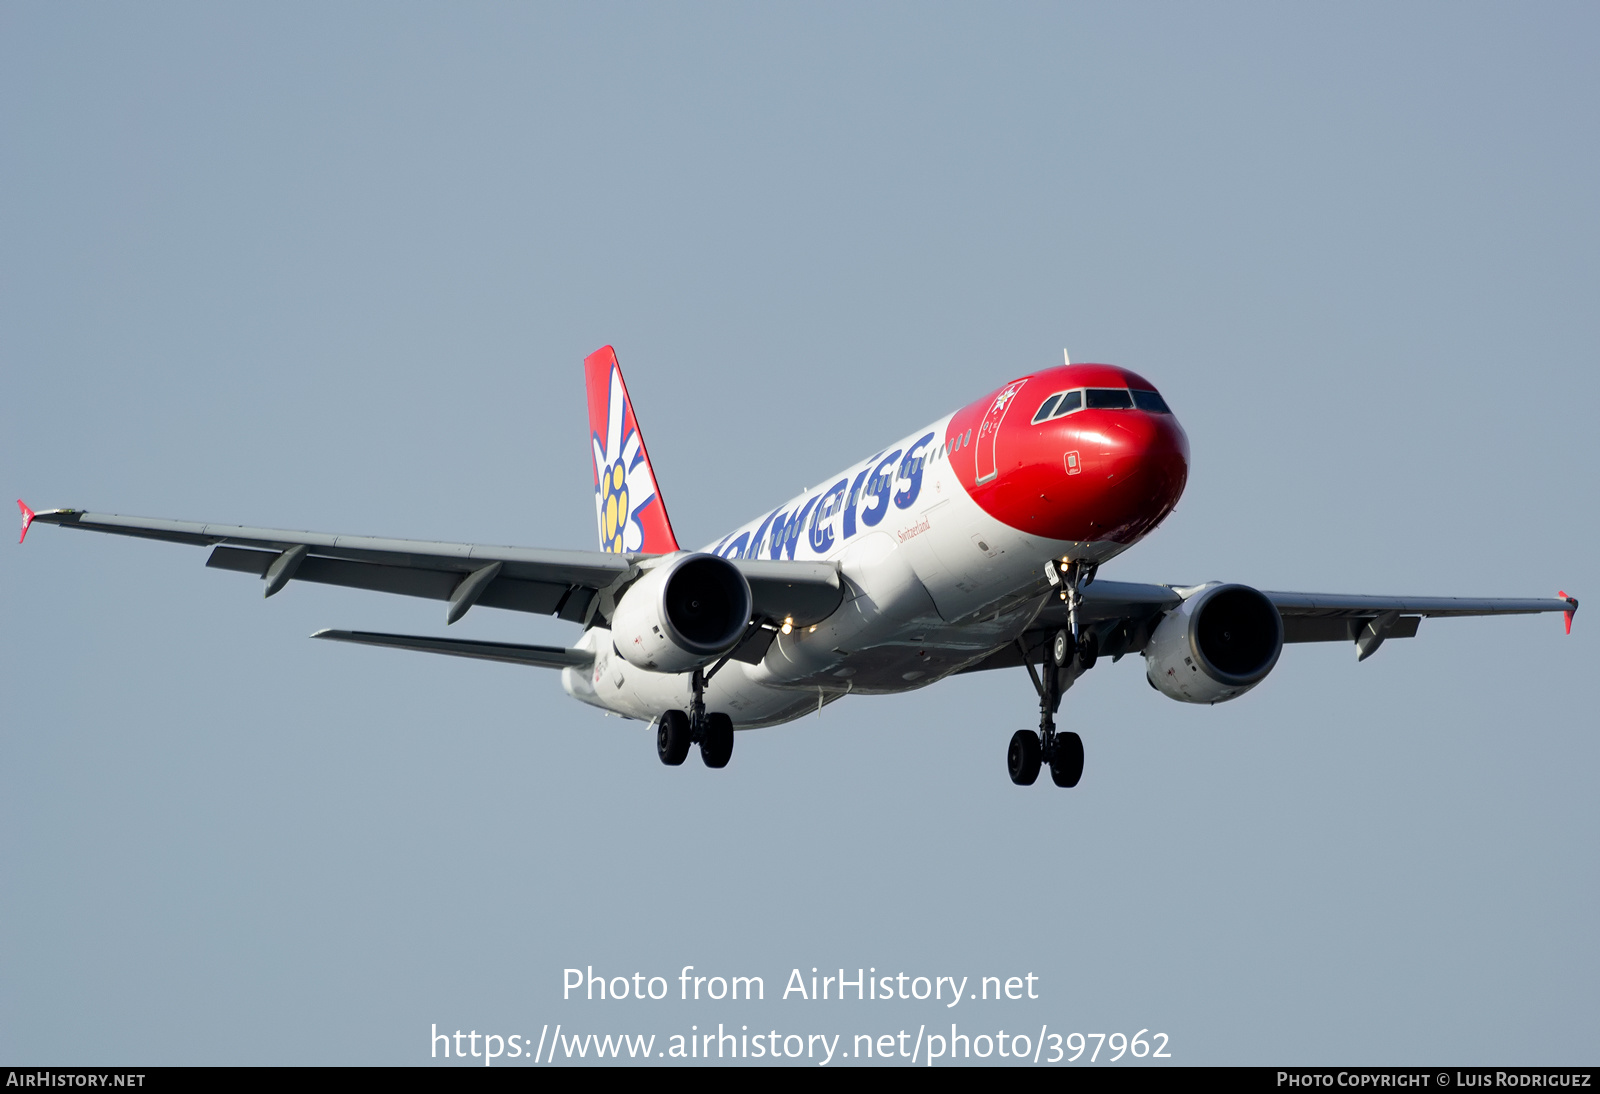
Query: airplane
xmin=17 ymin=346 xmax=1579 ymax=787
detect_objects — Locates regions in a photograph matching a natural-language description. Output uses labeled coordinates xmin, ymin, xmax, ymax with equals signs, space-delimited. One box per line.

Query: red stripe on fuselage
xmin=945 ymin=364 xmax=1189 ymax=545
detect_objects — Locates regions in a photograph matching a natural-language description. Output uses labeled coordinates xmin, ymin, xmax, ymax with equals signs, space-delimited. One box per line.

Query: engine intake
xmin=1144 ymin=582 xmax=1283 ymax=704
xmin=611 ymin=553 xmax=753 ymax=674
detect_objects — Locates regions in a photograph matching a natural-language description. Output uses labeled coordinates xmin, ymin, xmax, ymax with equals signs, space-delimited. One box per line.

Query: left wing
xmin=1263 ymin=590 xmax=1577 ymax=648
xmin=18 ymin=505 xmax=843 ymax=630
xmin=962 ymin=579 xmax=1577 ymax=672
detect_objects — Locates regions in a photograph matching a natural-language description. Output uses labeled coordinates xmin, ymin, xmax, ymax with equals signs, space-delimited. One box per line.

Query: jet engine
xmin=610 ymin=553 xmax=753 ymax=674
xmin=1144 ymin=582 xmax=1283 ymax=704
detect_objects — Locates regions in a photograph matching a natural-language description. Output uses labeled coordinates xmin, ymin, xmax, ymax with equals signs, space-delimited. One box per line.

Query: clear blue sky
xmin=3 ymin=3 xmax=1595 ymax=1065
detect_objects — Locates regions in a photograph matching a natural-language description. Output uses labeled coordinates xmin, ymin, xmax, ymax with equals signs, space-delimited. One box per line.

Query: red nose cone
xmin=951 ymin=365 xmax=1190 ymax=545
xmin=1049 ymin=408 xmax=1189 ymax=543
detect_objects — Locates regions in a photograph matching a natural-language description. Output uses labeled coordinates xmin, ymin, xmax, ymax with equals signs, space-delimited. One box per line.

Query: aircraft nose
xmin=1102 ymin=410 xmax=1188 ymax=483
xmin=1060 ymin=408 xmax=1189 ymax=543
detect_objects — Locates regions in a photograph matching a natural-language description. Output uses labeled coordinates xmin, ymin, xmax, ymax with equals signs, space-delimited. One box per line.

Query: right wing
xmin=20 ymin=506 xmax=843 ymax=630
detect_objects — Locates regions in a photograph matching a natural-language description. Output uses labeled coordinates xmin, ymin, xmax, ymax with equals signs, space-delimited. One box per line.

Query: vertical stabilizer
xmin=584 ymin=346 xmax=680 ymax=555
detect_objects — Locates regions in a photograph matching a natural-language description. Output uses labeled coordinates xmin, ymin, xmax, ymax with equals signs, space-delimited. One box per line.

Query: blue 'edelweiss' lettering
xmin=809 ymin=479 xmax=849 ymax=554
xmin=841 ymin=458 xmax=878 ymax=541
xmin=708 ymin=425 xmax=947 ymax=561
xmin=894 ymin=432 xmax=936 ymax=511
xmin=859 ymin=449 xmax=903 ymax=529
xmin=780 ymin=496 xmax=819 ymax=559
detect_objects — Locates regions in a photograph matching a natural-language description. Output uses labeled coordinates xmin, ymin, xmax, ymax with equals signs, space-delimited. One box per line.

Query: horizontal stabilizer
xmin=311 ymin=629 xmax=593 ymax=670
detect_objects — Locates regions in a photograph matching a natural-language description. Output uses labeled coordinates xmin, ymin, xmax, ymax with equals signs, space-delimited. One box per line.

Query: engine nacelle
xmin=611 ymin=553 xmax=753 ymax=674
xmin=1144 ymin=582 xmax=1283 ymax=704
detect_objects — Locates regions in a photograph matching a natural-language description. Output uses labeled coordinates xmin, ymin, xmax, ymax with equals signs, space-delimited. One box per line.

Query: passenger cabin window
xmin=1085 ymin=388 xmax=1133 ymax=410
xmin=1131 ymin=389 xmax=1170 ymax=413
xmin=1032 ymin=394 xmax=1062 ymax=423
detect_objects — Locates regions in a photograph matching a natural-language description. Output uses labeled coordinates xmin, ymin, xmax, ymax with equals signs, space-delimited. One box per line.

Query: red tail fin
xmin=584 ymin=346 xmax=679 ymax=555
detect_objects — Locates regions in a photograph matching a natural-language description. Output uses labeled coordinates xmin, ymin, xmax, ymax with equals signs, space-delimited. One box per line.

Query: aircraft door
xmin=973 ymin=380 xmax=1027 ymax=485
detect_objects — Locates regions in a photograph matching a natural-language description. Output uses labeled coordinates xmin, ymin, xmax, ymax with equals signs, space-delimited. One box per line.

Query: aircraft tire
xmin=1077 ymin=632 xmax=1099 ymax=672
xmin=1007 ymin=730 xmax=1041 ymax=785
xmin=700 ymin=713 xmax=735 ymax=769
xmin=657 ymin=710 xmax=691 ymax=766
xmin=1050 ymin=731 xmax=1084 ymax=788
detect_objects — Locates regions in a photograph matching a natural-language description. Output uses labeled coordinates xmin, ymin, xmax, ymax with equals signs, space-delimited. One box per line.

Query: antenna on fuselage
xmin=1063 ymin=349 xmax=1070 ymax=366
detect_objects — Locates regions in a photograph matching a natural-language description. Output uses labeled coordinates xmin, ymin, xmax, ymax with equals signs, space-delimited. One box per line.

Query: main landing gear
xmin=1008 ymin=561 xmax=1095 ymax=789
xmin=656 ymin=666 xmax=736 ymax=769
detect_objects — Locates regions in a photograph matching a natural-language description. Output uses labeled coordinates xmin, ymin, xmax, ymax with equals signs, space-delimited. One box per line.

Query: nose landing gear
xmin=1008 ymin=561 xmax=1094 ymax=789
xmin=1009 ymin=627 xmax=1086 ymax=788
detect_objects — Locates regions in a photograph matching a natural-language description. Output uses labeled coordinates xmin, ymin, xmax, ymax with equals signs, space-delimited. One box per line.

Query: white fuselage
xmin=562 ymin=413 xmax=1134 ymax=729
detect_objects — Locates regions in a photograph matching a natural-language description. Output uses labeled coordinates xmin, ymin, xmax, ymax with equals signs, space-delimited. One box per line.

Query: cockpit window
xmin=1052 ymin=390 xmax=1082 ymax=417
xmin=1085 ymin=388 xmax=1134 ymax=410
xmin=1037 ymin=386 xmax=1170 ymax=420
xmin=1131 ymin=389 xmax=1170 ymax=413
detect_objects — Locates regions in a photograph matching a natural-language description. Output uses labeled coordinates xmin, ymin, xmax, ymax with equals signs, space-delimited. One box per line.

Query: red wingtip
xmin=18 ymin=499 xmax=36 ymax=544
xmin=1559 ymin=590 xmax=1574 ymax=635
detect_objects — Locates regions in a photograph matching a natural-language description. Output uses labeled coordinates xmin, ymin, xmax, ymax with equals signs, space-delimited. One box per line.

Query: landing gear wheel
xmin=1007 ymin=730 xmax=1042 ymax=785
xmin=1052 ymin=629 xmax=1072 ymax=667
xmin=1076 ymin=632 xmax=1099 ymax=672
xmin=656 ymin=710 xmax=691 ymax=766
xmin=1049 ymin=731 xmax=1084 ymax=788
xmin=700 ymin=712 xmax=734 ymax=769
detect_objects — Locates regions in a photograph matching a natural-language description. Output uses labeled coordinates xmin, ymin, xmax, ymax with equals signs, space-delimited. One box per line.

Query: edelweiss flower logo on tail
xmin=583 ymin=346 xmax=680 ymax=556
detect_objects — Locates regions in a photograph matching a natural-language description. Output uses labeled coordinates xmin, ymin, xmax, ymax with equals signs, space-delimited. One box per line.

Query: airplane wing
xmin=962 ymin=580 xmax=1577 ymax=672
xmin=19 ymin=506 xmax=843 ymax=630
